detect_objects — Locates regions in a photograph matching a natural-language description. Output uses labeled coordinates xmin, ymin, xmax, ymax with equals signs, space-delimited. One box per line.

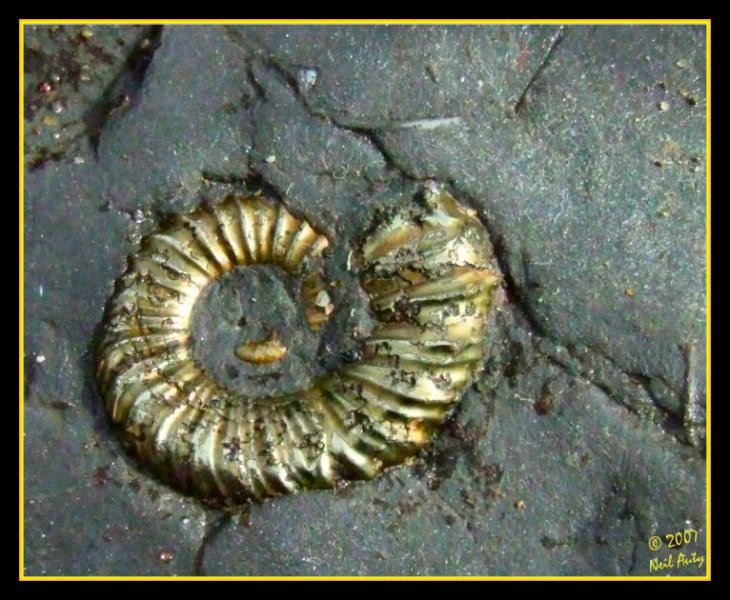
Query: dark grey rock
xmin=99 ymin=26 xmax=256 ymax=214
xmin=24 ymin=24 xmax=707 ymax=577
xmin=230 ymin=25 xmax=561 ymax=125
xmin=24 ymin=24 xmax=157 ymax=170
xmin=24 ymin=162 xmax=131 ymax=343
xmin=24 ymin=402 xmax=210 ymax=576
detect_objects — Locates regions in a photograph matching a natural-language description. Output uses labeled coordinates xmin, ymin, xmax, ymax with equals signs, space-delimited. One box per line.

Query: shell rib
xmin=96 ymin=188 xmax=499 ymax=504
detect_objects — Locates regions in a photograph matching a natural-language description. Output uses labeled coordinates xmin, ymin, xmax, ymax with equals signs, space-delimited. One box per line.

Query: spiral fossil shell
xmin=96 ymin=187 xmax=499 ymax=504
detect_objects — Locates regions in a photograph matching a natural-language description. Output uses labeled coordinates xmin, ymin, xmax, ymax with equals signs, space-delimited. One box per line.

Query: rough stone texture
xmin=24 ymin=25 xmax=159 ymax=170
xmin=23 ymin=24 xmax=707 ymax=577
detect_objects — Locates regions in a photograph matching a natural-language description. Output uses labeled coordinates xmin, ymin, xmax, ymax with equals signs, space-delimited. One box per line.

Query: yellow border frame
xmin=19 ymin=18 xmax=711 ymax=582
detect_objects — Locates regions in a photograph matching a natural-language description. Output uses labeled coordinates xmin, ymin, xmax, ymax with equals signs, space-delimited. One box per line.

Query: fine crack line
xmin=339 ymin=126 xmax=421 ymax=181
xmin=536 ymin=336 xmax=692 ymax=443
xmin=85 ymin=25 xmax=164 ymax=160
xmin=625 ymin=491 xmax=647 ymax=576
xmin=244 ymin=54 xmax=423 ymax=183
xmin=513 ymin=26 xmax=566 ymax=115
xmin=193 ymin=511 xmax=233 ymax=576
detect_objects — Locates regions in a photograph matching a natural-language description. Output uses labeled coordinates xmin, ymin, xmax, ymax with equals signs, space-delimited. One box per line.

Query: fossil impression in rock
xmin=96 ymin=186 xmax=500 ymax=504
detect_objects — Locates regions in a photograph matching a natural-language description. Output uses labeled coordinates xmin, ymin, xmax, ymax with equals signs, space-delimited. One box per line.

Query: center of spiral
xmin=189 ymin=265 xmax=322 ymax=398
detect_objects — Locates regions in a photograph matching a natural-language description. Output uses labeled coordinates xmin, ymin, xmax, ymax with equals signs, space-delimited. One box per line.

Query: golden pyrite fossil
xmin=96 ymin=186 xmax=500 ymax=504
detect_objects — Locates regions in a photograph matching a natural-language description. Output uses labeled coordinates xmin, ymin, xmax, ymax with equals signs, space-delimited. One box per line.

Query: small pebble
xmin=297 ymin=67 xmax=318 ymax=92
xmin=315 ymin=290 xmax=331 ymax=308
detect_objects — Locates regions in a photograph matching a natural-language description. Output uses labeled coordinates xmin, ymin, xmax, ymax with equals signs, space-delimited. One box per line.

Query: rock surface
xmin=23 ymin=24 xmax=707 ymax=576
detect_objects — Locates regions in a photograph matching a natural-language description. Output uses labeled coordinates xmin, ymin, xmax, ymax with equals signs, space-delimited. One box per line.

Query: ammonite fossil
xmin=96 ymin=185 xmax=500 ymax=504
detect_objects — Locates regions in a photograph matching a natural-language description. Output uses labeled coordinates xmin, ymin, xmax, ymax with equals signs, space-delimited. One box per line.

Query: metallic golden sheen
xmin=96 ymin=187 xmax=499 ymax=504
